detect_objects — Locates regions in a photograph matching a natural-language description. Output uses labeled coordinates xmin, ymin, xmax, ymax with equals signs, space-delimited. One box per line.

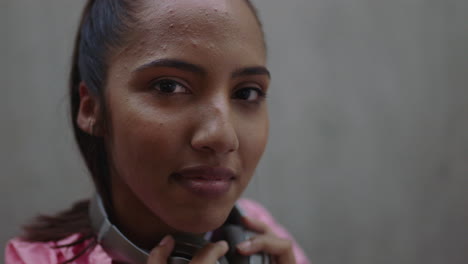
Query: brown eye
xmin=233 ymin=87 xmax=265 ymax=101
xmin=152 ymin=79 xmax=189 ymax=94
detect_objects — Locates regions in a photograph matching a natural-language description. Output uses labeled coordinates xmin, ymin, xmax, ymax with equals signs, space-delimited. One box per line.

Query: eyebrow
xmin=232 ymin=66 xmax=271 ymax=79
xmin=133 ymin=58 xmax=270 ymax=79
xmin=133 ymin=59 xmax=206 ymax=75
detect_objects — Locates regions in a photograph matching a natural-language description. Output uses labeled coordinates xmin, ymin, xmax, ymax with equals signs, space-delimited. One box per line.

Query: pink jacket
xmin=5 ymin=199 xmax=310 ymax=264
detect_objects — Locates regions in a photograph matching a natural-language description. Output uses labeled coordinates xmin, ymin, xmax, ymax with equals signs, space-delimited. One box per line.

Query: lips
xmin=171 ymin=166 xmax=236 ymax=198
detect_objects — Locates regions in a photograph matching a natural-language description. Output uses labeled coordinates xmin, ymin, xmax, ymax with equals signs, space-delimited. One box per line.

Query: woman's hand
xmin=147 ymin=235 xmax=229 ymax=264
xmin=236 ymin=216 xmax=296 ymax=264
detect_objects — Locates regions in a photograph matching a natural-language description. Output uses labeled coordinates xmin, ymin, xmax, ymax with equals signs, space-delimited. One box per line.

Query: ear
xmin=76 ymin=82 xmax=103 ymax=136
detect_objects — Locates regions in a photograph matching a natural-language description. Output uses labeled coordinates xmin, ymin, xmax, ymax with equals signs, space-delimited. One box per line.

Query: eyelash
xmin=151 ymin=78 xmax=190 ymax=95
xmin=232 ymin=87 xmax=267 ymax=102
xmin=150 ymin=78 xmax=267 ymax=102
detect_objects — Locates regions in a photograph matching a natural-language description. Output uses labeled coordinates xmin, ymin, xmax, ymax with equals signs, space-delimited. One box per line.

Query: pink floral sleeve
xmin=238 ymin=198 xmax=311 ymax=264
xmin=5 ymin=234 xmax=112 ymax=264
xmin=5 ymin=199 xmax=310 ymax=264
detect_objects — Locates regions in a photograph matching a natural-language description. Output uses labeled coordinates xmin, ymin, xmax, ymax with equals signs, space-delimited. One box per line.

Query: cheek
xmin=238 ymin=111 xmax=269 ymax=175
xmin=105 ymin=98 xmax=186 ymax=190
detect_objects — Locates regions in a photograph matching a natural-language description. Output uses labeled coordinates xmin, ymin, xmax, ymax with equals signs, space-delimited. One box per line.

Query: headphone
xmin=89 ymin=194 xmax=270 ymax=264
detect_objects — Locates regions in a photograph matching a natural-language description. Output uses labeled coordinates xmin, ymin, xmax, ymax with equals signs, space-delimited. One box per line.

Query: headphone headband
xmin=89 ymin=194 xmax=252 ymax=264
xmin=89 ymin=194 xmax=149 ymax=263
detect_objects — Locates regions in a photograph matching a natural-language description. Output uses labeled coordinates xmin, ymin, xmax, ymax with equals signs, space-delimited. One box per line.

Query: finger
xmin=237 ymin=234 xmax=290 ymax=255
xmin=236 ymin=234 xmax=295 ymax=264
xmin=190 ymin=240 xmax=229 ymax=264
xmin=147 ymin=235 xmax=175 ymax=264
xmin=241 ymin=216 xmax=271 ymax=234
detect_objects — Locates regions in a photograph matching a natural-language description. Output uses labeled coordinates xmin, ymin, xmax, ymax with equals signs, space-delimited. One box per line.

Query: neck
xmin=108 ymin=175 xmax=206 ymax=250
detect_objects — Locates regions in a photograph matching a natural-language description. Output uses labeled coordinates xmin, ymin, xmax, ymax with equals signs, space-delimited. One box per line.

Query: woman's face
xmin=103 ymin=0 xmax=269 ymax=235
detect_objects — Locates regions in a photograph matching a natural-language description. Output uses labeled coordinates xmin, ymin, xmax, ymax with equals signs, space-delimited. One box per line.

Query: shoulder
xmin=237 ymin=198 xmax=312 ymax=264
xmin=5 ymin=234 xmax=111 ymax=264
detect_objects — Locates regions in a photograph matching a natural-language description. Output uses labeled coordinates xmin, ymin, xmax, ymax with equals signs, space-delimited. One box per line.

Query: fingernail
xmin=159 ymin=235 xmax=171 ymax=246
xmin=217 ymin=240 xmax=229 ymax=249
xmin=237 ymin=240 xmax=252 ymax=251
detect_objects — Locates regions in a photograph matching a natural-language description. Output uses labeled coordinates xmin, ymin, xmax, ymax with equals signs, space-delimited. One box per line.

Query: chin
xmin=168 ymin=206 xmax=233 ymax=234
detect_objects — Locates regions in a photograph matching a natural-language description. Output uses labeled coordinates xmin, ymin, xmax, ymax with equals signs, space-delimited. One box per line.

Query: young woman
xmin=5 ymin=0 xmax=310 ymax=263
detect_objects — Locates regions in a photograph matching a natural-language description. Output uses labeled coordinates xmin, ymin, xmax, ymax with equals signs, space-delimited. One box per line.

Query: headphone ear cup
xmin=217 ymin=225 xmax=271 ymax=264
xmin=169 ymin=234 xmax=229 ymax=264
xmin=217 ymin=225 xmax=251 ymax=264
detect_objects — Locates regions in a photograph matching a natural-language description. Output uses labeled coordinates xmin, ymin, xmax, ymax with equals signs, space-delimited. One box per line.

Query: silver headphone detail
xmin=89 ymin=194 xmax=269 ymax=264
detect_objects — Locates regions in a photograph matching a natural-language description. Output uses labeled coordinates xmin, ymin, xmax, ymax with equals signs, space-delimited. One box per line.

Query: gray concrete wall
xmin=2 ymin=0 xmax=467 ymax=263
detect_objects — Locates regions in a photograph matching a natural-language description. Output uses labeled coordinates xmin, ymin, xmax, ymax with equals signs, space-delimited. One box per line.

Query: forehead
xmin=137 ymin=0 xmax=257 ymax=34
xmin=113 ymin=0 xmax=265 ymax=64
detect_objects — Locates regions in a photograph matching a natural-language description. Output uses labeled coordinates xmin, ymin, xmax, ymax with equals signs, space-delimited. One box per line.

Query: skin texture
xmin=77 ymin=0 xmax=296 ymax=262
xmin=79 ymin=0 xmax=268 ymax=248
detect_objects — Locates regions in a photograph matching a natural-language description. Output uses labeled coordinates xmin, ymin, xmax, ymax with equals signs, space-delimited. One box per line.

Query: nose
xmin=191 ymin=102 xmax=239 ymax=155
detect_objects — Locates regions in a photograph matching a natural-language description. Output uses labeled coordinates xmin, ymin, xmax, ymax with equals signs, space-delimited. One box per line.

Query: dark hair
xmin=21 ymin=0 xmax=264 ymax=263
